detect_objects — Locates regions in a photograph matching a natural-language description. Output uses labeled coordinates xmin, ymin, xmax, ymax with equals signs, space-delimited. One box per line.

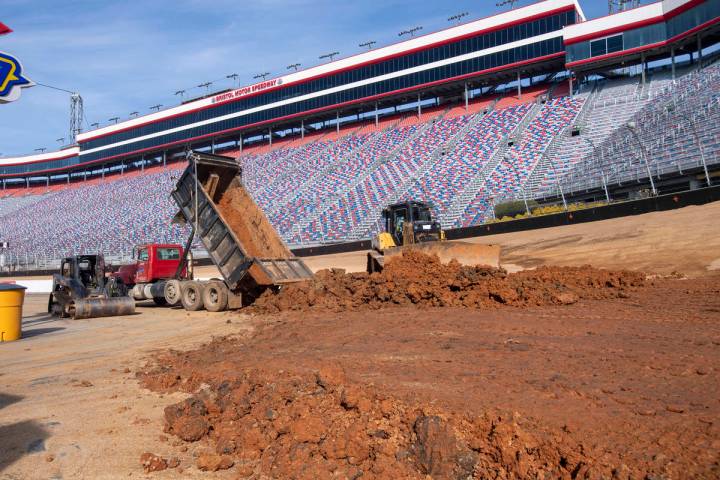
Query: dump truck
xmin=112 ymin=243 xmax=190 ymax=306
xmin=168 ymin=151 xmax=314 ymax=312
xmin=48 ymin=254 xmax=136 ymax=319
xmin=367 ymin=200 xmax=501 ymax=272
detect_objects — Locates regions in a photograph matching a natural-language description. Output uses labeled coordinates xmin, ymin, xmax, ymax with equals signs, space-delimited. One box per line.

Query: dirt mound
xmin=146 ymin=365 xmax=593 ymax=479
xmin=251 ymin=250 xmax=646 ymax=313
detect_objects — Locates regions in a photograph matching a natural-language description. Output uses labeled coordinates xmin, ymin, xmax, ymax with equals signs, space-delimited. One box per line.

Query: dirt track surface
xmin=471 ymin=202 xmax=720 ymax=278
xmin=1 ymin=204 xmax=720 ymax=479
xmin=137 ymin=272 xmax=720 ymax=479
xmin=0 ymin=296 xmax=242 ymax=480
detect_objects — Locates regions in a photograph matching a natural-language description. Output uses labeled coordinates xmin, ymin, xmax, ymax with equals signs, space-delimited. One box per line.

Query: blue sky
xmin=0 ymin=0 xmax=613 ymax=156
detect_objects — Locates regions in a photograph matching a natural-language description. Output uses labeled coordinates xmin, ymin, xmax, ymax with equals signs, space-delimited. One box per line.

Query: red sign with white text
xmin=211 ymin=78 xmax=282 ymax=104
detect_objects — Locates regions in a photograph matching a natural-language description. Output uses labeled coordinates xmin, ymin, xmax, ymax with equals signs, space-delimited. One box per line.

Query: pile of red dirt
xmin=141 ymin=364 xmax=597 ymax=479
xmin=251 ymin=250 xmax=646 ymax=313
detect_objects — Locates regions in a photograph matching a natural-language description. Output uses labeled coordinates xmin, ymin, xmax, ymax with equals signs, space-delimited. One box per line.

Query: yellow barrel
xmin=0 ymin=284 xmax=27 ymax=342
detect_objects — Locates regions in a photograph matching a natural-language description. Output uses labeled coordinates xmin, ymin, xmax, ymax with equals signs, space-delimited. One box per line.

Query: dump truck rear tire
xmin=181 ymin=281 xmax=205 ymax=311
xmin=202 ymin=282 xmax=228 ymax=312
xmin=164 ymin=279 xmax=182 ymax=307
xmin=153 ymin=297 xmax=168 ymax=307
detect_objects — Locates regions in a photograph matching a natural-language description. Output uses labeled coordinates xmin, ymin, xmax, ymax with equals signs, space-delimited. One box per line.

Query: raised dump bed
xmin=170 ymin=151 xmax=313 ymax=310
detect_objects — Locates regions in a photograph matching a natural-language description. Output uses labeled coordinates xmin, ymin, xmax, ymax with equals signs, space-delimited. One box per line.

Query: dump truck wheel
xmin=203 ymin=282 xmax=228 ymax=312
xmin=181 ymin=281 xmax=205 ymax=311
xmin=164 ymin=280 xmax=183 ymax=307
xmin=153 ymin=297 xmax=168 ymax=307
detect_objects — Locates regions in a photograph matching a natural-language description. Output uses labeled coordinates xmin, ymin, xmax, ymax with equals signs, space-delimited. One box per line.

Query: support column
xmin=374 ymin=102 xmax=379 ymax=127
xmin=26 ymin=177 xmax=29 ymax=188
xmin=568 ymin=71 xmax=573 ymax=97
xmin=336 ymin=111 xmax=340 ymax=134
xmin=163 ymin=150 xmax=167 ymax=168
xmin=141 ymin=156 xmax=145 ymax=172
xmin=697 ymin=35 xmax=703 ymax=70
xmin=239 ymin=133 xmax=244 ymax=151
xmin=83 ymin=171 xmax=87 ymax=182
xmin=641 ymin=52 xmax=646 ymax=87
xmin=101 ymin=167 xmax=105 ymax=181
xmin=464 ymin=82 xmax=469 ymax=111
xmin=3 ymin=179 xmax=6 ymax=190
xmin=417 ymin=93 xmax=421 ymax=118
xmin=671 ymin=46 xmax=676 ymax=81
xmin=46 ymin=176 xmax=49 ymax=187
xmin=66 ymin=174 xmax=69 ymax=185
xmin=268 ymin=128 xmax=272 ymax=146
xmin=211 ymin=138 xmax=215 ymax=154
xmin=517 ymin=71 xmax=522 ymax=100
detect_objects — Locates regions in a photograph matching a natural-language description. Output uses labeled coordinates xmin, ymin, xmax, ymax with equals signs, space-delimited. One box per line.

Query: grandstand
xmin=1 ymin=0 xmax=719 ymax=270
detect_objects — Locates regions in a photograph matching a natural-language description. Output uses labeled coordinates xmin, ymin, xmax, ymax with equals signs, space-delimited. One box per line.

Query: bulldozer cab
xmin=383 ymin=201 xmax=440 ymax=246
xmin=59 ymin=255 xmax=106 ymax=294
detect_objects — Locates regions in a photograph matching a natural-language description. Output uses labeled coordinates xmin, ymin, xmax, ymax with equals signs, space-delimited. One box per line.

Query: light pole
xmin=398 ymin=26 xmax=422 ymax=38
xmin=448 ymin=12 xmax=469 ymax=25
xmin=253 ymin=72 xmax=271 ymax=81
xmin=130 ymin=111 xmax=139 ymax=118
xmin=319 ymin=52 xmax=339 ymax=62
xmin=496 ymin=0 xmax=518 ymax=9
xmin=175 ymin=90 xmax=186 ymax=101
xmin=359 ymin=41 xmax=376 ymax=50
xmin=149 ymin=104 xmax=162 ymax=112
xmin=109 ymin=117 xmax=119 ymax=124
xmin=197 ymin=82 xmax=212 ymax=92
xmin=627 ymin=122 xmax=657 ymax=196
xmin=226 ymin=73 xmax=239 ymax=86
xmin=91 ymin=122 xmax=99 ymax=129
xmin=286 ymin=63 xmax=301 ymax=72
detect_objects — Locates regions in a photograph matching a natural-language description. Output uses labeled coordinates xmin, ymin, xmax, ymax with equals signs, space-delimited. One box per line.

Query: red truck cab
xmin=115 ymin=244 xmax=189 ymax=304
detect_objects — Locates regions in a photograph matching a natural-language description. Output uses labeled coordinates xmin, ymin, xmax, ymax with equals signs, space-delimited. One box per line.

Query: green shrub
xmin=493 ymin=200 xmax=538 ymax=218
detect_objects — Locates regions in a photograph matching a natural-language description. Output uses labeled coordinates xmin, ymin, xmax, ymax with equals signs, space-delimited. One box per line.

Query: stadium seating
xmin=0 ymin=164 xmax=189 ymax=264
xmin=550 ymin=62 xmax=720 ymax=195
xmin=2 ymin=61 xmax=718 ymax=264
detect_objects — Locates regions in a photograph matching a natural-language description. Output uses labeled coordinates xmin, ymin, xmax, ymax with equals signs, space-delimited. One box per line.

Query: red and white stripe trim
xmin=563 ymin=0 xmax=709 ymax=46
xmin=76 ymin=0 xmax=581 ymax=144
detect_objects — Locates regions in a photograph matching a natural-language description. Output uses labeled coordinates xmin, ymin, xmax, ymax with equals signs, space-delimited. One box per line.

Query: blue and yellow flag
xmin=0 ymin=51 xmax=33 ymax=103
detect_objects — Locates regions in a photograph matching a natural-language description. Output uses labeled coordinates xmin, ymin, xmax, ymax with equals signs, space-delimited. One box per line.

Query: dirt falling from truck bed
xmin=216 ymin=181 xmax=291 ymax=258
xmin=251 ymin=250 xmax=646 ymax=313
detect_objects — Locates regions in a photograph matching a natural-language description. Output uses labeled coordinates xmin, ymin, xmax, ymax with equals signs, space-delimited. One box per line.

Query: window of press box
xmin=590 ymin=34 xmax=623 ymax=58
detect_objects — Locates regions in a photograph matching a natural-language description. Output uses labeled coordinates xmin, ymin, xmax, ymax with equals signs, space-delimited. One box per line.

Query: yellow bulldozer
xmin=367 ymin=200 xmax=501 ymax=272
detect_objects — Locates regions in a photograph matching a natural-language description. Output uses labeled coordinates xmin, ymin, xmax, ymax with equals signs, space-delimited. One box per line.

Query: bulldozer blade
xmin=384 ymin=241 xmax=501 ymax=269
xmin=70 ymin=296 xmax=136 ymax=319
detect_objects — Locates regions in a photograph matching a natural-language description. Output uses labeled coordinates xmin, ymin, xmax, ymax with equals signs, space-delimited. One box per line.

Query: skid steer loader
xmin=367 ymin=201 xmax=500 ymax=272
xmin=48 ymin=254 xmax=136 ymax=319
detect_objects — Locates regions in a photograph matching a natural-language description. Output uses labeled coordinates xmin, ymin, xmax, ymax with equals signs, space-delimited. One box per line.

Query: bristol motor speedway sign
xmin=211 ymin=78 xmax=282 ymax=104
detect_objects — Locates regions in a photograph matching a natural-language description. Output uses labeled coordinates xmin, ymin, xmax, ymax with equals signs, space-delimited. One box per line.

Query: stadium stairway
xmin=293 ymin=111 xmax=446 ymax=243
xmin=346 ymin=108 xmax=493 ymax=240
xmin=443 ymin=101 xmax=540 ymax=227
